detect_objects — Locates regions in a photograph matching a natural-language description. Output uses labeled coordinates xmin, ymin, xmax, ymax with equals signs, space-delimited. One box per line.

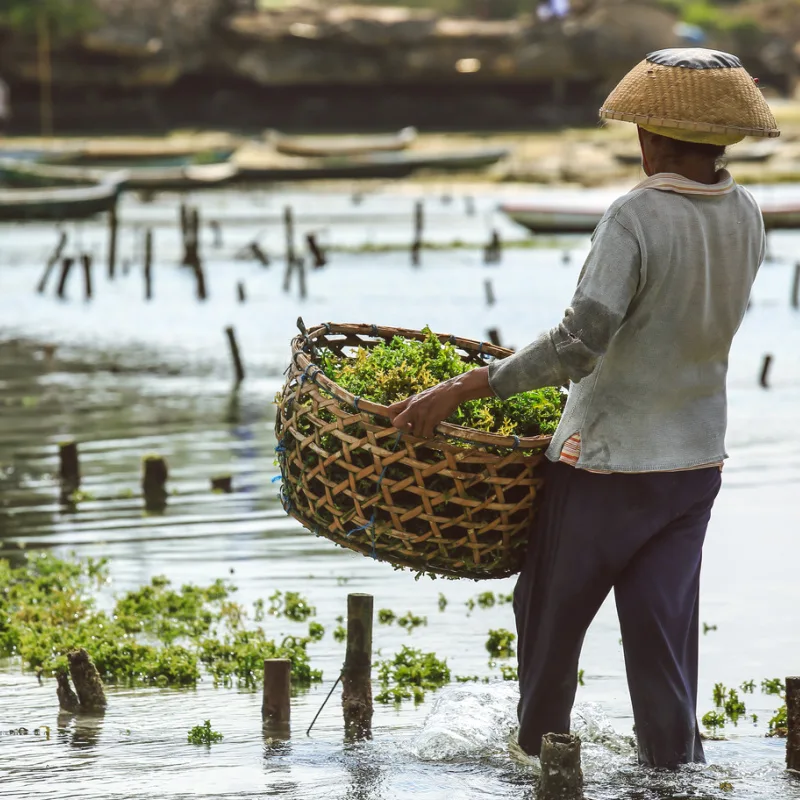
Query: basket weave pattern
xmin=275 ymin=323 xmax=553 ymax=579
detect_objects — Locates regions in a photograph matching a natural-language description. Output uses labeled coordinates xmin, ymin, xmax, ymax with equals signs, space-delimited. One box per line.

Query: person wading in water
xmin=388 ymin=48 xmax=778 ymax=768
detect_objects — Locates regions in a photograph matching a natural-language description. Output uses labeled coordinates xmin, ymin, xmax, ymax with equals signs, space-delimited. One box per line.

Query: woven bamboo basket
xmin=275 ymin=322 xmax=555 ymax=579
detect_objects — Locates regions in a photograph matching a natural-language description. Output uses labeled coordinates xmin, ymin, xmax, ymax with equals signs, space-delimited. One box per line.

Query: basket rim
xmin=289 ymin=321 xmax=555 ymax=451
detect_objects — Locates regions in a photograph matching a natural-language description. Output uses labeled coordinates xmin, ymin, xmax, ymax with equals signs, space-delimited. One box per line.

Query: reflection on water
xmin=1 ymin=184 xmax=799 ymax=799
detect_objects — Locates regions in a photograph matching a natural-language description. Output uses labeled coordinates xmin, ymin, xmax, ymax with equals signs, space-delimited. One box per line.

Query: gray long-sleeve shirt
xmin=488 ymin=170 xmax=765 ymax=472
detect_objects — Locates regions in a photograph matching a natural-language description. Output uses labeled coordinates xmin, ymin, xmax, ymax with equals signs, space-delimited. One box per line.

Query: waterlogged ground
xmin=0 ymin=183 xmax=799 ymax=799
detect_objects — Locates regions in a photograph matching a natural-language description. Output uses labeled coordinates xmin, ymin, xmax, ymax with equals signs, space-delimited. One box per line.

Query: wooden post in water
xmin=56 ymin=257 xmax=74 ymax=299
xmin=250 ymin=242 xmax=270 ymax=267
xmin=484 ymin=279 xmax=496 ymax=307
xmin=210 ymin=220 xmax=222 ymax=250
xmin=411 ymin=201 xmax=423 ymax=266
xmin=142 ymin=455 xmax=168 ymax=512
xmin=342 ymin=593 xmax=373 ymax=741
xmin=144 ymin=229 xmax=153 ymax=300
xmin=487 ymin=328 xmax=502 ymax=348
xmin=58 ymin=440 xmax=80 ymax=500
xmin=297 ymin=258 xmax=307 ymax=300
xmin=787 ymin=676 xmax=800 ymax=772
xmin=67 ymin=649 xmax=107 ymax=711
xmin=484 ymin=230 xmax=501 ymax=264
xmin=211 ymin=475 xmax=233 ymax=493
xmin=306 ymin=233 xmax=327 ymax=268
xmin=225 ymin=326 xmax=245 ymax=385
xmin=791 ymin=263 xmax=800 ymax=310
xmin=38 ymin=231 xmax=68 ymax=293
xmin=262 ymin=658 xmax=291 ymax=731
xmin=237 ymin=282 xmax=246 ymax=303
xmin=537 ymin=733 xmax=584 ymax=800
xmin=283 ymin=206 xmax=295 ymax=291
xmin=107 ymin=206 xmax=118 ymax=279
xmin=81 ymin=254 xmax=92 ymax=300
xmin=760 ymin=354 xmax=773 ymax=389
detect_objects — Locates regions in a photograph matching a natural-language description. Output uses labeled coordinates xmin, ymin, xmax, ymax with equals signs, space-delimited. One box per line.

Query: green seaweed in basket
xmin=315 ymin=327 xmax=563 ymax=438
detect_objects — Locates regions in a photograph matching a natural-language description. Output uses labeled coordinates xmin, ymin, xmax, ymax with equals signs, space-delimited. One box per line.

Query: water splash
xmin=410 ymin=683 xmax=519 ymax=761
xmin=409 ymin=684 xmax=636 ymax=768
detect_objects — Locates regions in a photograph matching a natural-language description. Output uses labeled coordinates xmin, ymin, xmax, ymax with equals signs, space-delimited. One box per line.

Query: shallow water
xmin=0 ymin=182 xmax=799 ymax=799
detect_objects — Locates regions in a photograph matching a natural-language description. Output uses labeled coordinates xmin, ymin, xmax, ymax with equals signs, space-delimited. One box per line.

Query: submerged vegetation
xmin=316 ymin=327 xmax=563 ymax=439
xmin=375 ymin=645 xmax=450 ymax=705
xmin=485 ymin=629 xmax=516 ymax=659
xmin=187 ymin=720 xmax=223 ymax=746
xmin=702 ymin=679 xmax=788 ymax=738
xmin=0 ymin=553 xmax=322 ymax=689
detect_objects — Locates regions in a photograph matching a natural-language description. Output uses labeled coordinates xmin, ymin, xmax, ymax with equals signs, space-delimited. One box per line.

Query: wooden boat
xmin=266 ymin=127 xmax=417 ymax=157
xmin=235 ymin=146 xmax=509 ymax=182
xmin=0 ymin=173 xmax=124 ymax=222
xmin=501 ymin=196 xmax=800 ymax=234
xmin=48 ymin=147 xmax=237 ymax=169
xmin=0 ymin=159 xmax=238 ymax=192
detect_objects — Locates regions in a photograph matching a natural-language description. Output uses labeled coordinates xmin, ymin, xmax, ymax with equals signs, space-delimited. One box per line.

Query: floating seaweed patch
xmin=187 ymin=720 xmax=223 ymax=745
xmin=375 ymin=646 xmax=450 ymax=705
xmin=485 ymin=629 xmax=515 ymax=659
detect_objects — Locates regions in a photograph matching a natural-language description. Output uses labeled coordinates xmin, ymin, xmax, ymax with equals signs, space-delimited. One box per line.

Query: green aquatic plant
xmin=308 ymin=622 xmax=325 ymax=642
xmin=0 ymin=553 xmax=321 ymax=690
xmin=333 ymin=625 xmax=346 ymax=643
xmin=378 ymin=609 xmax=397 ymax=625
xmin=724 ymin=689 xmax=746 ymax=724
xmin=768 ymin=705 xmax=788 ymax=737
xmin=761 ymin=678 xmax=785 ymax=696
xmin=198 ymin=631 xmax=321 ymax=688
xmin=741 ymin=680 xmax=756 ymax=694
xmin=712 ymin=682 xmax=728 ymax=707
xmin=268 ymin=591 xmax=316 ymax=622
xmin=397 ymin=612 xmax=427 ymax=632
xmin=702 ymin=622 xmax=718 ymax=635
xmin=437 ymin=593 xmax=448 ymax=612
xmin=486 ymin=629 xmax=516 ymax=659
xmin=315 ymin=327 xmax=564 ymax=439
xmin=476 ymin=592 xmax=496 ymax=609
xmin=498 ymin=593 xmax=513 ymax=605
xmin=187 ymin=720 xmax=223 ymax=745
xmin=577 ymin=669 xmax=585 ymax=687
xmin=375 ymin=645 xmax=451 ymax=705
xmin=500 ymin=664 xmax=518 ymax=681
xmin=702 ymin=711 xmax=726 ymax=733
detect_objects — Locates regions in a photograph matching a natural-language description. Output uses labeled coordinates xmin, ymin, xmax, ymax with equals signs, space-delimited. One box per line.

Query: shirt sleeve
xmin=487 ymin=216 xmax=641 ymax=400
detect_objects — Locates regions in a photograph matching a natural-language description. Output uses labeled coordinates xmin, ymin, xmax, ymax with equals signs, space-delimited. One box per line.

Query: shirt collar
xmin=632 ymin=169 xmax=736 ymax=197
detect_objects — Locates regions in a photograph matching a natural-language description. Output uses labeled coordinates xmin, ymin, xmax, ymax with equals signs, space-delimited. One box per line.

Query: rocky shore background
xmin=0 ymin=0 xmax=798 ymax=133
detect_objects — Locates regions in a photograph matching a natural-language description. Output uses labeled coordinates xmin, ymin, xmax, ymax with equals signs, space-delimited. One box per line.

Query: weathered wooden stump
xmin=306 ymin=233 xmax=327 ymax=268
xmin=760 ymin=354 xmax=773 ymax=389
xmin=56 ymin=670 xmax=81 ymax=712
xmin=237 ymin=282 xmax=246 ymax=303
xmin=56 ymin=257 xmax=74 ymax=299
xmin=411 ymin=200 xmax=424 ymax=266
xmin=484 ymin=278 xmax=496 ymax=306
xmin=108 ymin=206 xmax=118 ymax=279
xmin=68 ymin=648 xmax=107 ymax=711
xmin=144 ymin=228 xmax=153 ymax=300
xmin=59 ymin=440 xmax=80 ymax=500
xmin=37 ymin=231 xmax=68 ymax=294
xmin=537 ymin=733 xmax=584 ymax=800
xmin=487 ymin=328 xmax=502 ymax=348
xmin=787 ymin=676 xmax=800 ymax=772
xmin=81 ymin=254 xmax=93 ymax=300
xmin=142 ymin=454 xmax=168 ymax=512
xmin=225 ymin=326 xmax=245 ymax=385
xmin=342 ymin=593 xmax=373 ymax=741
xmin=262 ymin=658 xmax=291 ymax=736
xmin=211 ymin=475 xmax=233 ymax=493
xmin=283 ymin=206 xmax=295 ymax=291
xmin=484 ymin=230 xmax=502 ymax=264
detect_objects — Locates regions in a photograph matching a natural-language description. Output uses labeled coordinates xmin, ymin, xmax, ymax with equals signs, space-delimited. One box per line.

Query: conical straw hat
xmin=600 ymin=48 xmax=780 ymax=143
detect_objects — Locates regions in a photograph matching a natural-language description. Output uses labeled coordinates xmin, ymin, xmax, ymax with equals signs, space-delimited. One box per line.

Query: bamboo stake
xmin=37 ymin=231 xmax=67 ymax=293
xmin=342 ymin=593 xmax=373 ymax=741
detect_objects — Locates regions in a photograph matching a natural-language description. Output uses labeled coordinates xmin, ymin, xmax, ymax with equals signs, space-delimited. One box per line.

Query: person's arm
xmin=388 ymin=216 xmax=641 ymax=436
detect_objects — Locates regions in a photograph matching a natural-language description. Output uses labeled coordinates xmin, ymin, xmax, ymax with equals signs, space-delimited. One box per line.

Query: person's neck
xmin=650 ymin=160 xmax=719 ymax=185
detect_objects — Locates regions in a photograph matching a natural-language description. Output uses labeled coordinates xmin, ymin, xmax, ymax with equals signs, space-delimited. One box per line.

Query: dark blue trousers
xmin=513 ymin=460 xmax=722 ymax=768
